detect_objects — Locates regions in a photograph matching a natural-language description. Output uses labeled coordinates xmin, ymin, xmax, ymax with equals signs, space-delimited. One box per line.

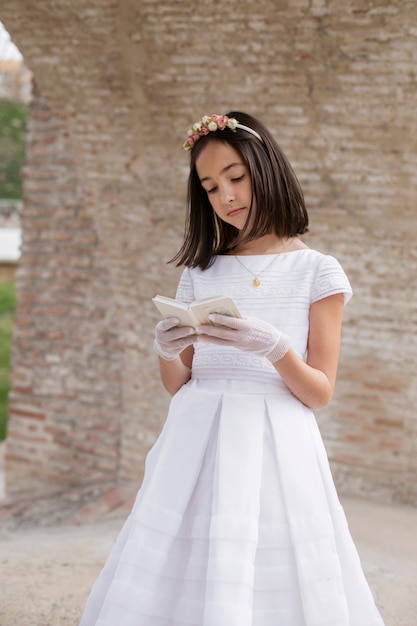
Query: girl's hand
xmin=198 ymin=314 xmax=290 ymax=363
xmin=154 ymin=317 xmax=198 ymax=361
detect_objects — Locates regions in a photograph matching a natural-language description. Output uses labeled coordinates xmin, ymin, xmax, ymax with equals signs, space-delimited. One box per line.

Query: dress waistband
xmin=190 ymin=367 xmax=291 ymax=395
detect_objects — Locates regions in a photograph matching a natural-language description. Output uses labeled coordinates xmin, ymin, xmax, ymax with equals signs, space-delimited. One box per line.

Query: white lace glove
xmin=154 ymin=317 xmax=198 ymax=361
xmin=198 ymin=314 xmax=290 ymax=363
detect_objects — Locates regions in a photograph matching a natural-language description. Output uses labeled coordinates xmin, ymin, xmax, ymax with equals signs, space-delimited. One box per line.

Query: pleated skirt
xmin=79 ymin=378 xmax=385 ymax=626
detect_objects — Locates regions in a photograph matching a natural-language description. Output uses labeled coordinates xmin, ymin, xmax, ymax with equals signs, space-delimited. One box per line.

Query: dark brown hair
xmin=171 ymin=111 xmax=308 ymax=269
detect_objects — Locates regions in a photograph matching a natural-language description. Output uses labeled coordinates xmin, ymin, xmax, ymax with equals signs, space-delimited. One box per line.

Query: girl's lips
xmin=227 ymin=208 xmax=245 ymax=217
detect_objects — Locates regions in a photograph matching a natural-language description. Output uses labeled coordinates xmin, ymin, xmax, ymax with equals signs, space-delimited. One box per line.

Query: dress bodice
xmin=176 ymin=249 xmax=352 ymax=383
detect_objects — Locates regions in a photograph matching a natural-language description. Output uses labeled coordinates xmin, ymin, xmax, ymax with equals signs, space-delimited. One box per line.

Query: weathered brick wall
xmin=1 ymin=0 xmax=416 ymax=503
xmin=6 ymin=87 xmax=123 ymax=487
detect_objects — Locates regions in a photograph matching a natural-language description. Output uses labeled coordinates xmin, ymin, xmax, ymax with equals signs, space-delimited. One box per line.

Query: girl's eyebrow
xmin=200 ymin=162 xmax=243 ymax=184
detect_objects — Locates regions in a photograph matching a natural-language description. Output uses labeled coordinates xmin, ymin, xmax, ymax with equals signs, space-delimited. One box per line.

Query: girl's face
xmin=195 ymin=141 xmax=254 ymax=231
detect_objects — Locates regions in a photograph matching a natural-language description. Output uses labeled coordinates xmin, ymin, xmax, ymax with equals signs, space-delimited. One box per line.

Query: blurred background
xmin=0 ymin=1 xmax=416 ymax=509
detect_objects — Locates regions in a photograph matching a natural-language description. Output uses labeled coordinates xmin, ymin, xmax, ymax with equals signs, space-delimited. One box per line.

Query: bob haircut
xmin=171 ymin=111 xmax=309 ymax=270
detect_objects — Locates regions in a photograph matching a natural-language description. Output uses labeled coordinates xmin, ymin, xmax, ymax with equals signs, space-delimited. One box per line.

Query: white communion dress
xmin=79 ymin=249 xmax=385 ymax=626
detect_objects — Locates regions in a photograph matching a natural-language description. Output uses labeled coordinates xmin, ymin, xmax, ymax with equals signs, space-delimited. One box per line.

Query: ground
xmin=0 ymin=481 xmax=416 ymax=626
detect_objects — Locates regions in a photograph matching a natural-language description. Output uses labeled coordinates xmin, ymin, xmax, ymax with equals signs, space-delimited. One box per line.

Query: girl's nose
xmin=221 ymin=186 xmax=235 ymax=204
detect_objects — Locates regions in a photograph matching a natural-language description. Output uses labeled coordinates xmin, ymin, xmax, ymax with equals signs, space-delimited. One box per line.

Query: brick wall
xmin=1 ymin=0 xmax=416 ymax=503
xmin=6 ymin=87 xmax=123 ymax=487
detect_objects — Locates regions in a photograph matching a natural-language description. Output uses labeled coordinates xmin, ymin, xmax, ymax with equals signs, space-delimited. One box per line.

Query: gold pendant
xmin=252 ymin=277 xmax=261 ymax=287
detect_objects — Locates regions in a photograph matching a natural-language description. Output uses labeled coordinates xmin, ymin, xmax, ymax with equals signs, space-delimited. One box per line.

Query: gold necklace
xmin=234 ymin=253 xmax=282 ymax=287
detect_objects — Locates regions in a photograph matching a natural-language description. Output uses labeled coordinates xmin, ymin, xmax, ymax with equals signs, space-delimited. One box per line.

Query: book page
xmin=152 ymin=297 xmax=199 ymax=328
xmin=152 ymin=295 xmax=240 ymax=329
xmin=191 ymin=297 xmax=241 ymax=325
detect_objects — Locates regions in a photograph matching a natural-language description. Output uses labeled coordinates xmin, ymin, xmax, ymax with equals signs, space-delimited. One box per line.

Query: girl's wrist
xmin=266 ymin=334 xmax=290 ymax=363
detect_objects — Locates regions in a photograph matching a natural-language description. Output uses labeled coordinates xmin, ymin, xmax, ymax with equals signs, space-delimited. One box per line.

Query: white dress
xmin=79 ymin=249 xmax=385 ymax=626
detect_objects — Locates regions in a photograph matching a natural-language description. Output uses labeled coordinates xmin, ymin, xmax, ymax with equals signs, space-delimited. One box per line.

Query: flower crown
xmin=182 ymin=114 xmax=262 ymax=151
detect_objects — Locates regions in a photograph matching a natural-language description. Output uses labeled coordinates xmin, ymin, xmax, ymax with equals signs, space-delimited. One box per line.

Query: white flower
xmin=182 ymin=114 xmax=240 ymax=150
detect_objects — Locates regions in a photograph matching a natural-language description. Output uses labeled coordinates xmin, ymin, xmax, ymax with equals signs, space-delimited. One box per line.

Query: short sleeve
xmin=175 ymin=267 xmax=195 ymax=304
xmin=311 ymin=255 xmax=353 ymax=305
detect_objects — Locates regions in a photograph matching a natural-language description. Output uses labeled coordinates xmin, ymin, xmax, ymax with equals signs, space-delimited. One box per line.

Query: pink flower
xmin=182 ymin=114 xmax=239 ymax=150
xmin=212 ymin=114 xmax=228 ymax=130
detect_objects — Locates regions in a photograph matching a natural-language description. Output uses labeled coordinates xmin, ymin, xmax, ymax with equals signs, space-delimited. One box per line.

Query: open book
xmin=152 ymin=294 xmax=241 ymax=329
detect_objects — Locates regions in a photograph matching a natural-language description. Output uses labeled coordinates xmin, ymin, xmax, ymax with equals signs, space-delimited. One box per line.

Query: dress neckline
xmin=221 ymin=248 xmax=311 ymax=258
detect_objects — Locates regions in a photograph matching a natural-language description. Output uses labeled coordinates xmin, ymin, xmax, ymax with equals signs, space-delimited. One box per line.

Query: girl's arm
xmin=158 ymin=345 xmax=193 ymax=395
xmin=199 ymin=293 xmax=346 ymax=410
xmin=272 ymin=293 xmax=345 ymax=409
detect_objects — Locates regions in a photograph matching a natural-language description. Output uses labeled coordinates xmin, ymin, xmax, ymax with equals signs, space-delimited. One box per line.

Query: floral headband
xmin=182 ymin=114 xmax=263 ymax=151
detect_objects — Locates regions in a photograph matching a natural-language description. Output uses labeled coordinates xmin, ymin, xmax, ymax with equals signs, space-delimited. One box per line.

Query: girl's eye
xmin=207 ymin=186 xmax=217 ymax=195
xmin=231 ymin=175 xmax=244 ymax=183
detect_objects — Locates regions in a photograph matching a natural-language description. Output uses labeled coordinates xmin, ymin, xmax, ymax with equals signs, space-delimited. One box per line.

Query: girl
xmin=79 ymin=112 xmax=385 ymax=625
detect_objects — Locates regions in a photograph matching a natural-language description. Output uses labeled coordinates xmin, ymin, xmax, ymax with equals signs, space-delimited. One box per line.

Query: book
xmin=152 ymin=294 xmax=241 ymax=329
